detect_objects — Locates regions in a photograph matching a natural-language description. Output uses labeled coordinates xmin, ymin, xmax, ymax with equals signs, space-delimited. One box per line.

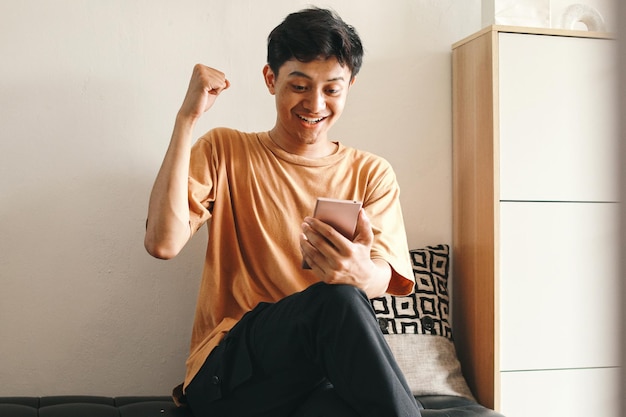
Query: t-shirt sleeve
xmin=188 ymin=135 xmax=217 ymax=235
xmin=364 ymin=162 xmax=414 ymax=296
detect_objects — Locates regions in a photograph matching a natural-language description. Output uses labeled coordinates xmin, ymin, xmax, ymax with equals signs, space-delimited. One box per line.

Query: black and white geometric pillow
xmin=370 ymin=244 xmax=452 ymax=338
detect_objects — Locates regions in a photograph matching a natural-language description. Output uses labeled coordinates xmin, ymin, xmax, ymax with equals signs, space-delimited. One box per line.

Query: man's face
xmin=264 ymin=57 xmax=354 ymax=154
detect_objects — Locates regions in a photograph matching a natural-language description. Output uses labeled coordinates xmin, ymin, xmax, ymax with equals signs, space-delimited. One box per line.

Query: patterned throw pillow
xmin=370 ymin=244 xmax=474 ymax=399
xmin=372 ymin=244 xmax=452 ymax=337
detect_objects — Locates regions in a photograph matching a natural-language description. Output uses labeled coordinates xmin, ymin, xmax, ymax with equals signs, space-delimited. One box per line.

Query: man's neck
xmin=268 ymin=128 xmax=338 ymax=158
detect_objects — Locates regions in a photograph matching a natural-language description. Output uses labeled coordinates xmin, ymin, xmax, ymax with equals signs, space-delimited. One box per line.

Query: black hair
xmin=267 ymin=7 xmax=364 ymax=79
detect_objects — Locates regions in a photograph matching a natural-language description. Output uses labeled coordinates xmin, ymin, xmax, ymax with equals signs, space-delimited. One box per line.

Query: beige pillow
xmin=384 ymin=334 xmax=474 ymax=399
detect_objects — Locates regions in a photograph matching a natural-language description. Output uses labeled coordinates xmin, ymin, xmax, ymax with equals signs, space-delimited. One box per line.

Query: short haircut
xmin=267 ymin=7 xmax=364 ymax=79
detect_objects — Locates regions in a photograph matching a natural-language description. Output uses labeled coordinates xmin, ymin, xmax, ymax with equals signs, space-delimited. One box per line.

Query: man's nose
xmin=304 ymin=90 xmax=326 ymax=113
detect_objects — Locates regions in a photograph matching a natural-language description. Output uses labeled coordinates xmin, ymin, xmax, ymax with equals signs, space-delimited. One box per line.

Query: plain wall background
xmin=0 ymin=0 xmax=481 ymax=395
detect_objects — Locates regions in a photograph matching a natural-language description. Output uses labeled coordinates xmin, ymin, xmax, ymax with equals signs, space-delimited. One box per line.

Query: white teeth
xmin=298 ymin=115 xmax=325 ymax=124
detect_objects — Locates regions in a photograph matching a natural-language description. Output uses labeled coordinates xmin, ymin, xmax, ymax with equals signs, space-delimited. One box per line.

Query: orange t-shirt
xmin=184 ymin=127 xmax=414 ymax=389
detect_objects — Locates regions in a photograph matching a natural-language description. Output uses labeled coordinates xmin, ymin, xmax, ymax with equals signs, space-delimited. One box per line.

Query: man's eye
xmin=292 ymin=85 xmax=307 ymax=92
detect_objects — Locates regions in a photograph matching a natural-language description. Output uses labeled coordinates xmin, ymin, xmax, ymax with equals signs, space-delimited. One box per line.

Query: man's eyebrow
xmin=287 ymin=71 xmax=346 ymax=82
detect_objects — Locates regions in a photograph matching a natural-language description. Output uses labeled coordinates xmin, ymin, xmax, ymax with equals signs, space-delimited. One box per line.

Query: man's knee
xmin=310 ymin=283 xmax=374 ymax=319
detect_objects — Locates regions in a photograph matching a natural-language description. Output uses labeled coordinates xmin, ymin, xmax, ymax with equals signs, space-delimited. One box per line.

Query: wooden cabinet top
xmin=453 ymin=25 xmax=614 ymax=50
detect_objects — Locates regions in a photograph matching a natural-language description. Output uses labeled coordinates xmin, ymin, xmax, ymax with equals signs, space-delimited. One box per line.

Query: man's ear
xmin=349 ymin=76 xmax=357 ymax=88
xmin=263 ymin=64 xmax=276 ymax=95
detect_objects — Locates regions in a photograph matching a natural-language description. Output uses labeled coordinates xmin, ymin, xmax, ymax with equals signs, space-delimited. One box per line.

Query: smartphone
xmin=302 ymin=197 xmax=363 ymax=269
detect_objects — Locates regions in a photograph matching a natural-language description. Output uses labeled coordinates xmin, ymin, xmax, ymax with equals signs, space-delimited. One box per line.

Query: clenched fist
xmin=179 ymin=64 xmax=230 ymax=120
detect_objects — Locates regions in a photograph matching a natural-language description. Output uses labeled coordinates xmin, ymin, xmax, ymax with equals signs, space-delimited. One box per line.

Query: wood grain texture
xmin=452 ymin=28 xmax=499 ymax=410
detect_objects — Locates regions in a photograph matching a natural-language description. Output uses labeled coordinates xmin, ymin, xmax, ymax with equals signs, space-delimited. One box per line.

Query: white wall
xmin=0 ymin=0 xmax=480 ymax=395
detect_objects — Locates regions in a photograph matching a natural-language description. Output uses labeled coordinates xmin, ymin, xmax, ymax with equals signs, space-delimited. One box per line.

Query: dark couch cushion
xmin=40 ymin=403 xmax=118 ymax=417
xmin=0 ymin=397 xmax=40 ymax=408
xmin=35 ymin=396 xmax=117 ymax=417
xmin=0 ymin=398 xmax=38 ymax=417
xmin=117 ymin=397 xmax=191 ymax=417
xmin=114 ymin=395 xmax=172 ymax=406
xmin=0 ymin=395 xmax=504 ymax=416
xmin=417 ymin=395 xmax=505 ymax=416
xmin=0 ymin=404 xmax=38 ymax=417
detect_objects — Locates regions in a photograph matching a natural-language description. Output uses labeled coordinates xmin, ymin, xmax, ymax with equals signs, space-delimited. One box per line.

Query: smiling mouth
xmin=297 ymin=114 xmax=327 ymax=125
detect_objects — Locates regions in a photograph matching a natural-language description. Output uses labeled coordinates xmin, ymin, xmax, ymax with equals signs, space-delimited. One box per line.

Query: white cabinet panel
xmin=499 ymin=202 xmax=620 ymax=371
xmin=500 ymin=367 xmax=620 ymax=417
xmin=499 ymin=33 xmax=618 ymax=202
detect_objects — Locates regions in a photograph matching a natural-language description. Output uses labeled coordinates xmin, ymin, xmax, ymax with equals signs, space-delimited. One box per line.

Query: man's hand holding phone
xmin=302 ymin=198 xmax=362 ymax=271
xmin=300 ymin=198 xmax=390 ymax=296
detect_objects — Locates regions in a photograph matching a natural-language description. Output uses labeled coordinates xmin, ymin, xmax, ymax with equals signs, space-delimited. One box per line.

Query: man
xmin=145 ymin=7 xmax=421 ymax=417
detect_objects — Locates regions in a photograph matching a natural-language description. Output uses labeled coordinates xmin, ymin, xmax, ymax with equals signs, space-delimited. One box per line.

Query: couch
xmin=0 ymin=395 xmax=504 ymax=416
xmin=0 ymin=246 xmax=504 ymax=416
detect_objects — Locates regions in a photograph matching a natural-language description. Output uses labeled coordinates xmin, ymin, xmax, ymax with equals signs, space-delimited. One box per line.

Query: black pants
xmin=185 ymin=282 xmax=421 ymax=417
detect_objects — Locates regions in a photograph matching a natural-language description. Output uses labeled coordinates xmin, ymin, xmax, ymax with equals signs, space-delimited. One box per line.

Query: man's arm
xmin=144 ymin=64 xmax=230 ymax=259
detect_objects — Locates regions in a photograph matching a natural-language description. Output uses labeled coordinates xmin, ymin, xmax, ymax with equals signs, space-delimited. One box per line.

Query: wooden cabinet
xmin=451 ymin=26 xmax=620 ymax=416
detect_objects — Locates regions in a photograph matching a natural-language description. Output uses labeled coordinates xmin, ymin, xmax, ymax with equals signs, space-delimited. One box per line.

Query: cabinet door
xmin=500 ymin=368 xmax=620 ymax=417
xmin=498 ymin=33 xmax=618 ymax=202
xmin=499 ymin=201 xmax=620 ymax=371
